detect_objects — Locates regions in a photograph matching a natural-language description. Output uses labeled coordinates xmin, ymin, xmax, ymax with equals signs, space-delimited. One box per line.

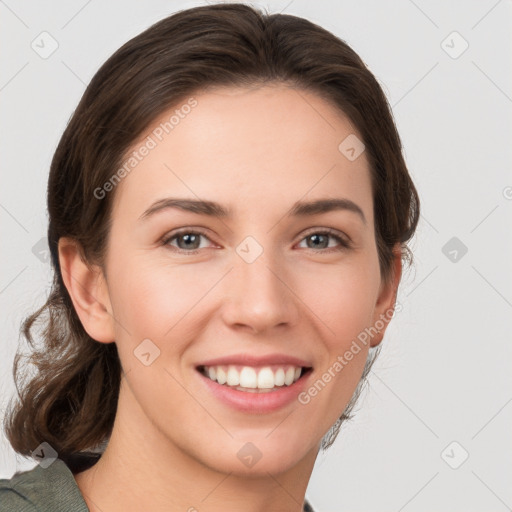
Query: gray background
xmin=1 ymin=1 xmax=511 ymax=510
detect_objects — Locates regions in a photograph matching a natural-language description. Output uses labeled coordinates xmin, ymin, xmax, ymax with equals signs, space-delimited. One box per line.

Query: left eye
xmin=297 ymin=231 xmax=350 ymax=251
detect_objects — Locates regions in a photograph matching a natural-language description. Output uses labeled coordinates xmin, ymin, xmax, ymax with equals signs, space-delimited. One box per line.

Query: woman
xmin=0 ymin=3 xmax=419 ymax=511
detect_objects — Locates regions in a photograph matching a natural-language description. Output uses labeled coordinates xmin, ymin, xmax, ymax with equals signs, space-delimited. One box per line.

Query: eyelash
xmin=161 ymin=227 xmax=352 ymax=255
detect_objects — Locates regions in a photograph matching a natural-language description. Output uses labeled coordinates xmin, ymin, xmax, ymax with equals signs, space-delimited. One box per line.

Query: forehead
xmin=110 ymin=84 xmax=373 ymax=225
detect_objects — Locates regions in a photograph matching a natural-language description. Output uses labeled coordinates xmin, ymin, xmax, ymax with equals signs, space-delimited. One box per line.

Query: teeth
xmin=226 ymin=366 xmax=240 ymax=386
xmin=257 ymin=367 xmax=275 ymax=389
xmin=274 ymin=368 xmax=285 ymax=386
xmin=200 ymin=364 xmax=305 ymax=389
xmin=284 ymin=367 xmax=295 ymax=386
xmin=240 ymin=367 xmax=257 ymax=388
xmin=216 ymin=367 xmax=227 ymax=385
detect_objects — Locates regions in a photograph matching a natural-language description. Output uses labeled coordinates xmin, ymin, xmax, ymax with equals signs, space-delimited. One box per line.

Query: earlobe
xmin=370 ymin=245 xmax=402 ymax=348
xmin=58 ymin=237 xmax=115 ymax=344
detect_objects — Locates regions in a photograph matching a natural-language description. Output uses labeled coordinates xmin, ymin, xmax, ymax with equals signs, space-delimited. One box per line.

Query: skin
xmin=59 ymin=83 xmax=401 ymax=512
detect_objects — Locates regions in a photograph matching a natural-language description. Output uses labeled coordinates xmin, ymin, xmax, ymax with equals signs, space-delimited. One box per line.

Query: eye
xmin=297 ymin=229 xmax=351 ymax=252
xmin=162 ymin=229 xmax=214 ymax=254
xmin=161 ymin=227 xmax=351 ymax=255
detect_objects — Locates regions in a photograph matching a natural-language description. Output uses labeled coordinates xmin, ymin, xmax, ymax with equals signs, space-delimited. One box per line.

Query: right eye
xmin=161 ymin=229 xmax=215 ymax=254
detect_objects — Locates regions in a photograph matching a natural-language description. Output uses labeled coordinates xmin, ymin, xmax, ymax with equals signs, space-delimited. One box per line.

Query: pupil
xmin=310 ymin=234 xmax=327 ymax=248
xmin=180 ymin=234 xmax=199 ymax=249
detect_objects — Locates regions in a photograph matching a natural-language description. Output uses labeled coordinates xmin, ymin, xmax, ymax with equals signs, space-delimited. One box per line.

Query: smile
xmin=197 ymin=364 xmax=310 ymax=392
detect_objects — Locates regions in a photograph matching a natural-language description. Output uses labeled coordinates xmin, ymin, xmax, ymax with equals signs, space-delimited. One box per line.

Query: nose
xmin=220 ymin=249 xmax=300 ymax=334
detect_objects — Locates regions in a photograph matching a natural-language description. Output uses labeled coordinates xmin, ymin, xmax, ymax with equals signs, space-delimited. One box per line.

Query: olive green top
xmin=0 ymin=458 xmax=89 ymax=512
xmin=0 ymin=454 xmax=315 ymax=511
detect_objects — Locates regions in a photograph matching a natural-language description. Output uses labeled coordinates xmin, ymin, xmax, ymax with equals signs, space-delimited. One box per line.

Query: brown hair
xmin=3 ymin=2 xmax=420 ymax=461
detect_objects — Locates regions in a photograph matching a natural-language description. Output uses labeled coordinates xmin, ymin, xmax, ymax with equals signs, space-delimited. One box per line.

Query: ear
xmin=58 ymin=237 xmax=115 ymax=344
xmin=369 ymin=244 xmax=402 ymax=348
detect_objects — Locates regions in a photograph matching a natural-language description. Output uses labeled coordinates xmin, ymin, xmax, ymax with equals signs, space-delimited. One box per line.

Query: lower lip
xmin=197 ymin=369 xmax=312 ymax=414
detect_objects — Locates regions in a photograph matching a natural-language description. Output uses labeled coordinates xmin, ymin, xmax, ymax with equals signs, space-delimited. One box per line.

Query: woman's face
xmin=100 ymin=84 xmax=398 ymax=475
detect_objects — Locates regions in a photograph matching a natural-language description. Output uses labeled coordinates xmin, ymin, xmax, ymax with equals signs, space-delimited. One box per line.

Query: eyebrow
xmin=139 ymin=197 xmax=366 ymax=224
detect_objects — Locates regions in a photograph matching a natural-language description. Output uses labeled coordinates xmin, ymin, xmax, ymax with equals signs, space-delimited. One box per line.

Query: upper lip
xmin=195 ymin=353 xmax=313 ymax=368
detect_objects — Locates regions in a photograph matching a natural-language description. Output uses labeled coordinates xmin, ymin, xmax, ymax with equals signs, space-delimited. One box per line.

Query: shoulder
xmin=0 ymin=484 xmax=36 ymax=512
xmin=0 ymin=458 xmax=89 ymax=512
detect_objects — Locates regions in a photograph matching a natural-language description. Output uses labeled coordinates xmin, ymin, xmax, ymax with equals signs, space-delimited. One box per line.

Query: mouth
xmin=196 ymin=364 xmax=313 ymax=393
xmin=194 ymin=353 xmax=314 ymax=413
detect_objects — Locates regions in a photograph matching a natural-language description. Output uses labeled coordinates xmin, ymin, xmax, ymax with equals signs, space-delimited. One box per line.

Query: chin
xmin=190 ymin=435 xmax=314 ymax=477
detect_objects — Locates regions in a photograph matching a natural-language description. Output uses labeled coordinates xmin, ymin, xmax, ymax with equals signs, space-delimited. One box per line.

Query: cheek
xmin=297 ymin=255 xmax=380 ymax=347
xmin=106 ymin=251 xmax=229 ymax=379
xmin=107 ymin=257 xmax=207 ymax=413
xmin=294 ymin=254 xmax=379 ymax=412
xmin=109 ymin=251 xmax=204 ymax=334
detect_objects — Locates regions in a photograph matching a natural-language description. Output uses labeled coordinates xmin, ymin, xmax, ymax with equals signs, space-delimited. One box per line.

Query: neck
xmin=74 ymin=378 xmax=318 ymax=512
